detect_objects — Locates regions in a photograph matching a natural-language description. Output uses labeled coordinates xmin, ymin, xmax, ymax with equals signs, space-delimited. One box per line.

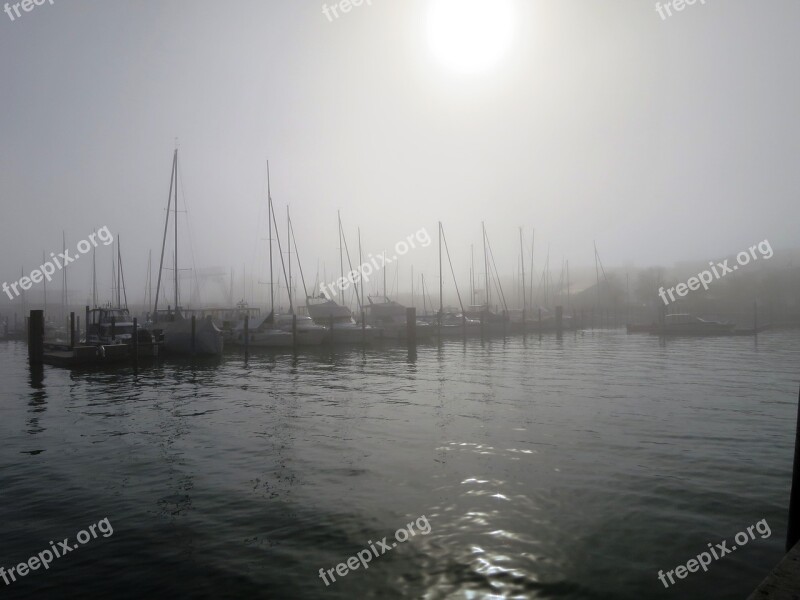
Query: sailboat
xmin=152 ymin=149 xmax=223 ymax=356
xmin=305 ymin=212 xmax=376 ymax=344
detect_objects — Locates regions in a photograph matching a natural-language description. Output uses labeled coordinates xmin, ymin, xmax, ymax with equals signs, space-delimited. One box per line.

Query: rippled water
xmin=1 ymin=330 xmax=798 ymax=599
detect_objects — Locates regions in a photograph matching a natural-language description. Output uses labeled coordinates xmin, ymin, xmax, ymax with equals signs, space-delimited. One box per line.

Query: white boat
xmin=228 ymin=314 xmax=294 ymax=347
xmin=158 ymin=310 xmax=224 ymax=356
xmin=306 ymin=297 xmax=376 ymax=344
xmin=273 ymin=313 xmax=326 ymax=346
xmin=365 ymin=296 xmax=431 ymax=340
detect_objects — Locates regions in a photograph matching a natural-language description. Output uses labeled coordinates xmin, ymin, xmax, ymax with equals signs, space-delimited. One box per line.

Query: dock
xmin=747 ymin=542 xmax=800 ymax=599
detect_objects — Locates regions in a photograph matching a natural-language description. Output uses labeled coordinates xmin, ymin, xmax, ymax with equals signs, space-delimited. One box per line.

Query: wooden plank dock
xmin=747 ymin=542 xmax=800 ymax=599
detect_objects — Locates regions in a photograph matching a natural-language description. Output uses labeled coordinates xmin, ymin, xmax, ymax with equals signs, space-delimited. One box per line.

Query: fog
xmin=1 ymin=0 xmax=798 ymax=314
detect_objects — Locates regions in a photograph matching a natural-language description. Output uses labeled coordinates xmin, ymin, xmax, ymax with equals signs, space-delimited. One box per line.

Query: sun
xmin=426 ymin=0 xmax=515 ymax=74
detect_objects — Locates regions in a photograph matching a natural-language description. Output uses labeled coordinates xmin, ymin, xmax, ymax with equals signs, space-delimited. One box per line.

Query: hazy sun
xmin=426 ymin=0 xmax=515 ymax=74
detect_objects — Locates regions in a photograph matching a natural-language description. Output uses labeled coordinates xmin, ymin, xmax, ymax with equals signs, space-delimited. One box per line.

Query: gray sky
xmin=1 ymin=0 xmax=797 ymax=307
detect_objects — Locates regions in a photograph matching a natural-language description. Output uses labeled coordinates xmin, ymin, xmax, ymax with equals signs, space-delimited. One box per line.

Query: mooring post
xmin=76 ymin=316 xmax=80 ymax=343
xmin=111 ymin=316 xmax=116 ymax=341
xmin=133 ymin=317 xmax=139 ymax=370
xmin=407 ymin=307 xmax=416 ymax=349
xmin=244 ymin=314 xmax=249 ymax=360
xmin=28 ymin=310 xmax=44 ymax=365
xmin=293 ymin=313 xmax=298 ymax=351
xmin=787 ymin=384 xmax=800 ymax=551
xmin=69 ymin=312 xmax=75 ymax=349
xmin=191 ymin=315 xmax=196 ymax=356
xmin=754 ymin=300 xmax=758 ymax=335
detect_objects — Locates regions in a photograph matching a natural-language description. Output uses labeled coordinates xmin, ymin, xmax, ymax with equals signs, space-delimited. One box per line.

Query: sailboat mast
xmin=482 ymin=222 xmax=489 ymax=307
xmin=153 ymin=148 xmax=177 ymax=320
xmin=174 ymin=150 xmax=179 ymax=310
xmin=338 ymin=210 xmax=344 ymax=303
xmin=267 ymin=162 xmax=274 ymax=316
xmin=520 ymin=228 xmax=526 ymax=318
xmin=287 ymin=205 xmax=292 ymax=311
xmin=438 ymin=222 xmax=443 ymax=316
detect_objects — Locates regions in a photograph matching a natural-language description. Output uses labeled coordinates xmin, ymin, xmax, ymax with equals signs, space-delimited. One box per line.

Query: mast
xmin=338 ymin=210 xmax=344 ymax=305
xmin=42 ymin=252 xmax=46 ymax=315
xmin=520 ymin=228 xmax=526 ymax=320
xmin=470 ymin=244 xmax=475 ymax=306
xmin=438 ymin=222 xmax=443 ymax=317
xmin=153 ymin=148 xmax=177 ymax=320
xmin=383 ymin=251 xmax=387 ymax=298
xmin=482 ymin=222 xmax=489 ymax=307
xmin=286 ymin=204 xmax=294 ymax=314
xmin=358 ymin=228 xmax=364 ymax=307
xmin=61 ymin=232 xmax=67 ymax=321
xmin=92 ymin=244 xmax=97 ymax=308
xmin=267 ymin=162 xmax=274 ymax=317
xmin=174 ymin=150 xmax=178 ymax=310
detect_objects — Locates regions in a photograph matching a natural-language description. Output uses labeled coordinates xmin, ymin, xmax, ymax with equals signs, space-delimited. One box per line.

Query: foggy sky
xmin=1 ymin=0 xmax=797 ymax=308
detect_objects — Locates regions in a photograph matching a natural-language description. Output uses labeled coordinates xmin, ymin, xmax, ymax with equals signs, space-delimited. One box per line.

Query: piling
xmin=133 ymin=317 xmax=139 ymax=370
xmin=786 ymin=385 xmax=800 ymax=551
xmin=69 ymin=312 xmax=75 ymax=349
xmin=754 ymin=300 xmax=758 ymax=334
xmin=111 ymin=316 xmax=116 ymax=341
xmin=27 ymin=310 xmax=44 ymax=365
xmin=244 ymin=315 xmax=250 ymax=360
xmin=406 ymin=307 xmax=417 ymax=348
xmin=191 ymin=315 xmax=196 ymax=356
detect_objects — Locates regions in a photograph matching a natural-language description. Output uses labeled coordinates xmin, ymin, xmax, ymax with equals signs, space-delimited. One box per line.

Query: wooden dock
xmin=747 ymin=542 xmax=800 ymax=599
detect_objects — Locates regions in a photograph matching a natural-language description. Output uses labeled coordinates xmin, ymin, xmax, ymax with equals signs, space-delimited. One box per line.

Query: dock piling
xmin=406 ymin=307 xmax=417 ymax=349
xmin=70 ymin=312 xmax=75 ymax=349
xmin=133 ymin=317 xmax=139 ymax=370
xmin=786 ymin=384 xmax=800 ymax=552
xmin=27 ymin=310 xmax=44 ymax=365
xmin=191 ymin=315 xmax=196 ymax=356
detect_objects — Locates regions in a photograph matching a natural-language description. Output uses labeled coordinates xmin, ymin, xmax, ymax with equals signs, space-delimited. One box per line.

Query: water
xmin=0 ymin=330 xmax=797 ymax=599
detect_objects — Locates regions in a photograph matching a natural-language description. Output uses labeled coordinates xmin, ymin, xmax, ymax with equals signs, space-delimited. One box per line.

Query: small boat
xmin=273 ymin=313 xmax=327 ymax=346
xmin=652 ymin=313 xmax=736 ymax=336
xmin=229 ymin=313 xmax=294 ymax=348
xmin=155 ymin=309 xmax=224 ymax=355
xmin=365 ymin=296 xmax=431 ymax=341
xmin=85 ymin=306 xmax=160 ymax=357
xmin=306 ymin=297 xmax=376 ymax=344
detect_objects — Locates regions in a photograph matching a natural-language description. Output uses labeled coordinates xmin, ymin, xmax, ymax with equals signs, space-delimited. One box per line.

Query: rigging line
xmin=153 ymin=150 xmax=176 ymax=316
xmin=268 ymin=197 xmax=293 ymax=313
xmin=485 ymin=231 xmax=509 ymax=312
xmin=288 ymin=211 xmax=309 ymax=302
xmin=338 ymin=217 xmax=363 ymax=312
xmin=439 ymin=226 xmax=466 ymax=314
xmin=176 ymin=158 xmax=201 ymax=308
